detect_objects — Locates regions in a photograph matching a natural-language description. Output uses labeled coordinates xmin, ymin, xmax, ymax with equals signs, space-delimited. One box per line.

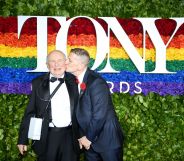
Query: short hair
xmin=46 ymin=50 xmax=66 ymax=63
xmin=70 ymin=48 xmax=90 ymax=65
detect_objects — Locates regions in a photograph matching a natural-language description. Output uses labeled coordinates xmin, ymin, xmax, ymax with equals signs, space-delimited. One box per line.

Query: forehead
xmin=48 ymin=52 xmax=65 ymax=60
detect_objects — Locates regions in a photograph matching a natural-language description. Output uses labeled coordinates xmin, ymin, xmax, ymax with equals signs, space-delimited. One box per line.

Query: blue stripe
xmin=100 ymin=71 xmax=184 ymax=83
xmin=0 ymin=67 xmax=183 ymax=83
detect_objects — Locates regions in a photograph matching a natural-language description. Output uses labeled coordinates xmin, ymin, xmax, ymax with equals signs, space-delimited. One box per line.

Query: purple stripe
xmin=0 ymin=82 xmax=31 ymax=94
xmin=0 ymin=82 xmax=183 ymax=96
xmin=109 ymin=82 xmax=184 ymax=96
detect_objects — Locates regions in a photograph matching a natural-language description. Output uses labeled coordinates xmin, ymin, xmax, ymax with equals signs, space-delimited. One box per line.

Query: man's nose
xmin=55 ymin=62 xmax=59 ymax=66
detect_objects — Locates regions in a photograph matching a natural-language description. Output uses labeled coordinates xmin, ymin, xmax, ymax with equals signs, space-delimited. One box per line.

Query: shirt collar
xmin=78 ymin=68 xmax=87 ymax=83
xmin=50 ymin=73 xmax=65 ymax=79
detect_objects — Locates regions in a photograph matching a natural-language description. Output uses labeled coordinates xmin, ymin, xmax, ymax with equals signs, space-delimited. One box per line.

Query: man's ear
xmin=46 ymin=63 xmax=49 ymax=69
xmin=77 ymin=64 xmax=82 ymax=70
xmin=78 ymin=63 xmax=86 ymax=71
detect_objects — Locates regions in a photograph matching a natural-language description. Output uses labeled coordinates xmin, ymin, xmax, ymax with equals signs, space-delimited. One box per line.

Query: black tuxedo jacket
xmin=18 ymin=72 xmax=80 ymax=155
xmin=76 ymin=68 xmax=124 ymax=152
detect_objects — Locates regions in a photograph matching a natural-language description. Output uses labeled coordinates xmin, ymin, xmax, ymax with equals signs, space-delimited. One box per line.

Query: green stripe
xmin=89 ymin=59 xmax=184 ymax=72
xmin=0 ymin=57 xmax=183 ymax=71
xmin=0 ymin=57 xmax=37 ymax=68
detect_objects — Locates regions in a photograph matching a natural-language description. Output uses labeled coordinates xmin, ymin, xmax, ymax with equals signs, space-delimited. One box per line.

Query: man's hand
xmin=78 ymin=136 xmax=91 ymax=150
xmin=17 ymin=144 xmax=27 ymax=155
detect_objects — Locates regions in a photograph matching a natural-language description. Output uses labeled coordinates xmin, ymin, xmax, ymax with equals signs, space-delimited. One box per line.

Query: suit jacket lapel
xmin=79 ymin=68 xmax=90 ymax=99
xmin=35 ymin=73 xmax=50 ymax=146
xmin=65 ymin=72 xmax=78 ymax=116
xmin=36 ymin=73 xmax=50 ymax=101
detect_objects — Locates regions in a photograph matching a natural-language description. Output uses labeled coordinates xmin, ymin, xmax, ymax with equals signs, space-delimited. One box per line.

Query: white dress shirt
xmin=49 ymin=74 xmax=71 ymax=127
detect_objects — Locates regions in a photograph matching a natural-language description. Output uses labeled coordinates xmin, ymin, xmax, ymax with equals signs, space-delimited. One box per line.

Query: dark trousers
xmin=85 ymin=147 xmax=123 ymax=161
xmin=38 ymin=126 xmax=79 ymax=161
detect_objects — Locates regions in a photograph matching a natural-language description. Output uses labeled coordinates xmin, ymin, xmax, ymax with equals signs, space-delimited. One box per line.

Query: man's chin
xmin=51 ymin=71 xmax=64 ymax=77
xmin=65 ymin=68 xmax=72 ymax=73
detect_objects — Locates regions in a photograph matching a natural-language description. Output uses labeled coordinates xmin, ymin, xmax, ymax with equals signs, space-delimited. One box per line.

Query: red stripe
xmin=1 ymin=17 xmax=184 ymax=36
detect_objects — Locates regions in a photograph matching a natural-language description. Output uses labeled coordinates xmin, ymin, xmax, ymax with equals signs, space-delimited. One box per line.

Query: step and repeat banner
xmin=0 ymin=16 xmax=183 ymax=96
xmin=0 ymin=15 xmax=184 ymax=161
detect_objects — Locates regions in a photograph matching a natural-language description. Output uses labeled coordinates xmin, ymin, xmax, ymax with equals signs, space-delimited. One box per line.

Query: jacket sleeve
xmin=17 ymin=81 xmax=37 ymax=145
xmin=86 ymin=78 xmax=110 ymax=142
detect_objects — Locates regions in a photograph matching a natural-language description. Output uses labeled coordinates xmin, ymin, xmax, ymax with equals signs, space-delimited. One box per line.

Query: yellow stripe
xmin=0 ymin=45 xmax=184 ymax=61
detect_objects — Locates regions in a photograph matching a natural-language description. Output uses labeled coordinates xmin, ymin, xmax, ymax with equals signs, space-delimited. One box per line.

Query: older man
xmin=65 ymin=48 xmax=124 ymax=161
xmin=17 ymin=50 xmax=80 ymax=161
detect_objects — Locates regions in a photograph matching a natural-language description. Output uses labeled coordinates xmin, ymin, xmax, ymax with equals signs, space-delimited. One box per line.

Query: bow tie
xmin=50 ymin=77 xmax=64 ymax=83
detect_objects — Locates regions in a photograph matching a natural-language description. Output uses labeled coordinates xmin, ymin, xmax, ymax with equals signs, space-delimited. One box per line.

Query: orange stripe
xmin=1 ymin=33 xmax=184 ymax=49
xmin=1 ymin=44 xmax=184 ymax=61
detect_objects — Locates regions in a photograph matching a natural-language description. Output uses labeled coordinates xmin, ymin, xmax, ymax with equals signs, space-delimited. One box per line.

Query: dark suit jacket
xmin=76 ymin=68 xmax=124 ymax=152
xmin=18 ymin=72 xmax=80 ymax=155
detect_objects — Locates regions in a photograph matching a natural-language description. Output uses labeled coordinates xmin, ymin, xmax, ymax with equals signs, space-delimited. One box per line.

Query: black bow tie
xmin=50 ymin=77 xmax=64 ymax=83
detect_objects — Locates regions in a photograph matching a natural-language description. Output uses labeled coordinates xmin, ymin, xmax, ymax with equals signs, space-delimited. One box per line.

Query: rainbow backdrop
xmin=0 ymin=17 xmax=184 ymax=95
